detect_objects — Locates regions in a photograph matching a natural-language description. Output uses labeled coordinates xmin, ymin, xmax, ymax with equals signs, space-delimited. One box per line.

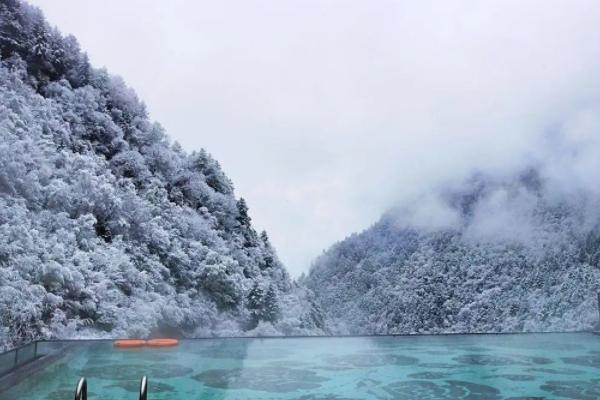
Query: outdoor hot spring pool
xmin=1 ymin=333 xmax=600 ymax=400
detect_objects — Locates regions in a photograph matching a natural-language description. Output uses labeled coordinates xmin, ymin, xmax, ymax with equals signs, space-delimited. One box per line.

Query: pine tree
xmin=236 ymin=198 xmax=258 ymax=247
xmin=262 ymin=285 xmax=281 ymax=322
xmin=246 ymin=282 xmax=264 ymax=311
xmin=236 ymin=198 xmax=250 ymax=226
xmin=245 ymin=282 xmax=264 ymax=328
xmin=260 ymin=230 xmax=275 ymax=269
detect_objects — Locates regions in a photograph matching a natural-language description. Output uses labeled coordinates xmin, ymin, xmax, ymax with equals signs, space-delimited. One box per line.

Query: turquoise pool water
xmin=1 ymin=333 xmax=599 ymax=399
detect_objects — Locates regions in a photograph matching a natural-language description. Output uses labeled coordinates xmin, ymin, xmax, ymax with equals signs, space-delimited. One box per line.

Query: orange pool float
xmin=146 ymin=338 xmax=179 ymax=347
xmin=113 ymin=339 xmax=147 ymax=348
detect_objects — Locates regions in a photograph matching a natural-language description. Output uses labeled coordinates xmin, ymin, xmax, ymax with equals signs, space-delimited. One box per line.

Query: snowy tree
xmin=306 ymin=170 xmax=600 ymax=335
xmin=0 ymin=0 xmax=325 ymax=350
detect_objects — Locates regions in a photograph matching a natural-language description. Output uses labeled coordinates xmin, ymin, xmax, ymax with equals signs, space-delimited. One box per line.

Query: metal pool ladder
xmin=74 ymin=375 xmax=147 ymax=400
xmin=74 ymin=377 xmax=86 ymax=400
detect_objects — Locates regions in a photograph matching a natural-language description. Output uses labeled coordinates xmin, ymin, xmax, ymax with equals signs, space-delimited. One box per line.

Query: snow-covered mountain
xmin=4 ymin=0 xmax=600 ymax=350
xmin=0 ymin=0 xmax=323 ymax=350
xmin=305 ymin=168 xmax=600 ymax=335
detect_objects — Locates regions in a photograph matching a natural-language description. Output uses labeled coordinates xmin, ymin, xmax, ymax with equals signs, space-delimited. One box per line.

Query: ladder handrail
xmin=74 ymin=377 xmax=87 ymax=400
xmin=139 ymin=375 xmax=147 ymax=400
xmin=73 ymin=375 xmax=148 ymax=400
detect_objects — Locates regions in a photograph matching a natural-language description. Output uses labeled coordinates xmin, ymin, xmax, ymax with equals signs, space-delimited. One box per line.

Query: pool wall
xmin=0 ymin=341 xmax=72 ymax=392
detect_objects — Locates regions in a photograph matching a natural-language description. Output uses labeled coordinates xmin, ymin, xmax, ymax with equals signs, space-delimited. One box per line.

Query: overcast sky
xmin=28 ymin=0 xmax=600 ymax=276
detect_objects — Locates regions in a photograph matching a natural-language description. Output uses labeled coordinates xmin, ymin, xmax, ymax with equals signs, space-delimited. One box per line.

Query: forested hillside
xmin=4 ymin=0 xmax=600 ymax=350
xmin=305 ymin=168 xmax=600 ymax=334
xmin=0 ymin=0 xmax=323 ymax=350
